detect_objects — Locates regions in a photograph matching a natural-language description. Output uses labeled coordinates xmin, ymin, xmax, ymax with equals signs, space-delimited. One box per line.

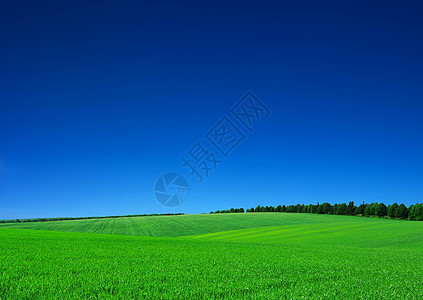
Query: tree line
xmin=0 ymin=213 xmax=184 ymax=224
xmin=211 ymin=208 xmax=245 ymax=214
xmin=210 ymin=202 xmax=423 ymax=221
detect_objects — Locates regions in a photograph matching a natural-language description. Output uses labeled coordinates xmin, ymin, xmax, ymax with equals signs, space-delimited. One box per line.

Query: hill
xmin=0 ymin=212 xmax=417 ymax=238
xmin=1 ymin=213 xmax=423 ymax=298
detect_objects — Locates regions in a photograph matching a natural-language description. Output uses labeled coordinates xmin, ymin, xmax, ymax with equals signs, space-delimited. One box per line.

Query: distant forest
xmin=211 ymin=202 xmax=423 ymax=221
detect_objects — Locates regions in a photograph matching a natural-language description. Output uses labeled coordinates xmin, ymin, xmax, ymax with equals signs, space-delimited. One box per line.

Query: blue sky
xmin=1 ymin=1 xmax=422 ymax=219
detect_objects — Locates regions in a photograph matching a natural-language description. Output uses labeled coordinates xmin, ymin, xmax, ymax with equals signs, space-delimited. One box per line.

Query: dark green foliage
xmin=287 ymin=205 xmax=295 ymax=213
xmin=356 ymin=203 xmax=367 ymax=215
xmin=395 ymin=204 xmax=409 ymax=220
xmin=364 ymin=203 xmax=379 ymax=217
xmin=347 ymin=202 xmax=355 ymax=215
xmin=317 ymin=203 xmax=333 ymax=215
xmin=295 ymin=204 xmax=301 ymax=213
xmin=216 ymin=201 xmax=421 ymax=222
xmin=212 ymin=208 xmax=245 ymax=214
xmin=408 ymin=203 xmax=423 ymax=221
xmin=336 ymin=203 xmax=348 ymax=215
xmin=388 ymin=203 xmax=398 ymax=218
xmin=376 ymin=203 xmax=387 ymax=218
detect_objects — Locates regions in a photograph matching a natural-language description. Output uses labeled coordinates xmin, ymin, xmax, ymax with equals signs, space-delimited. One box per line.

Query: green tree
xmin=287 ymin=205 xmax=295 ymax=213
xmin=376 ymin=203 xmax=387 ymax=218
xmin=316 ymin=204 xmax=324 ymax=214
xmin=364 ymin=203 xmax=378 ymax=217
xmin=333 ymin=204 xmax=338 ymax=214
xmin=387 ymin=203 xmax=398 ymax=218
xmin=347 ymin=201 xmax=355 ymax=215
xmin=355 ymin=202 xmax=367 ymax=215
xmin=324 ymin=203 xmax=333 ymax=214
xmin=336 ymin=203 xmax=348 ymax=215
xmin=395 ymin=204 xmax=409 ymax=220
xmin=295 ymin=204 xmax=301 ymax=213
xmin=408 ymin=203 xmax=423 ymax=221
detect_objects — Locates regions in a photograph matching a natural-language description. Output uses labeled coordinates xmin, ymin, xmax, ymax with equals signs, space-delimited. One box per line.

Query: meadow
xmin=1 ymin=213 xmax=423 ymax=299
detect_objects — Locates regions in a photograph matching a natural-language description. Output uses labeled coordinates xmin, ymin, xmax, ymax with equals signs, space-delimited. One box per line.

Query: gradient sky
xmin=1 ymin=1 xmax=422 ymax=219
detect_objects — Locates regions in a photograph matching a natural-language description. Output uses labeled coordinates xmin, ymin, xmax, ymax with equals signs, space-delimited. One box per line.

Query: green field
xmin=1 ymin=213 xmax=423 ymax=299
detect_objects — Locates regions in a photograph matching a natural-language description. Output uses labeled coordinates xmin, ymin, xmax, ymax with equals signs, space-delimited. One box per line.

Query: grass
xmin=0 ymin=212 xmax=410 ymax=237
xmin=1 ymin=213 xmax=423 ymax=299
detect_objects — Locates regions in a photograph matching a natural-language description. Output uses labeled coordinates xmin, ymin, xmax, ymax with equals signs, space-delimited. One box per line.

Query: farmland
xmin=1 ymin=213 xmax=423 ymax=299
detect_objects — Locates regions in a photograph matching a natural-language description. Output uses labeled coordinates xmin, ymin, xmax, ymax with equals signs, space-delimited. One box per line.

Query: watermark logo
xmin=206 ymin=116 xmax=246 ymax=157
xmin=154 ymin=173 xmax=189 ymax=207
xmin=231 ymin=91 xmax=270 ymax=132
xmin=154 ymin=91 xmax=270 ymax=207
xmin=180 ymin=141 xmax=222 ymax=183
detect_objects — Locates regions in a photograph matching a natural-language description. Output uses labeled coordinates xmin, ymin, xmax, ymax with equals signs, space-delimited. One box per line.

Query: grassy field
xmin=1 ymin=213 xmax=423 ymax=299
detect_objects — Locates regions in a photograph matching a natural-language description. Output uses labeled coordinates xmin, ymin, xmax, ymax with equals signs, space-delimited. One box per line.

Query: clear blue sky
xmin=1 ymin=0 xmax=422 ymax=219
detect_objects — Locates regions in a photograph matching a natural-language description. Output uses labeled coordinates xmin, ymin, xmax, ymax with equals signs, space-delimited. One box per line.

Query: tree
xmin=395 ymin=204 xmax=409 ymax=220
xmin=323 ymin=202 xmax=333 ymax=214
xmin=295 ymin=204 xmax=301 ymax=213
xmin=387 ymin=203 xmax=398 ymax=218
xmin=347 ymin=201 xmax=355 ymax=215
xmin=416 ymin=204 xmax=423 ymax=221
xmin=304 ymin=205 xmax=310 ymax=213
xmin=287 ymin=205 xmax=295 ymax=213
xmin=408 ymin=203 xmax=423 ymax=221
xmin=336 ymin=203 xmax=348 ymax=215
xmin=355 ymin=202 xmax=367 ymax=216
xmin=376 ymin=203 xmax=387 ymax=218
xmin=333 ymin=204 xmax=338 ymax=214
xmin=316 ymin=204 xmax=324 ymax=214
xmin=276 ymin=205 xmax=282 ymax=212
xmin=282 ymin=205 xmax=287 ymax=212
xmin=364 ymin=203 xmax=378 ymax=217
